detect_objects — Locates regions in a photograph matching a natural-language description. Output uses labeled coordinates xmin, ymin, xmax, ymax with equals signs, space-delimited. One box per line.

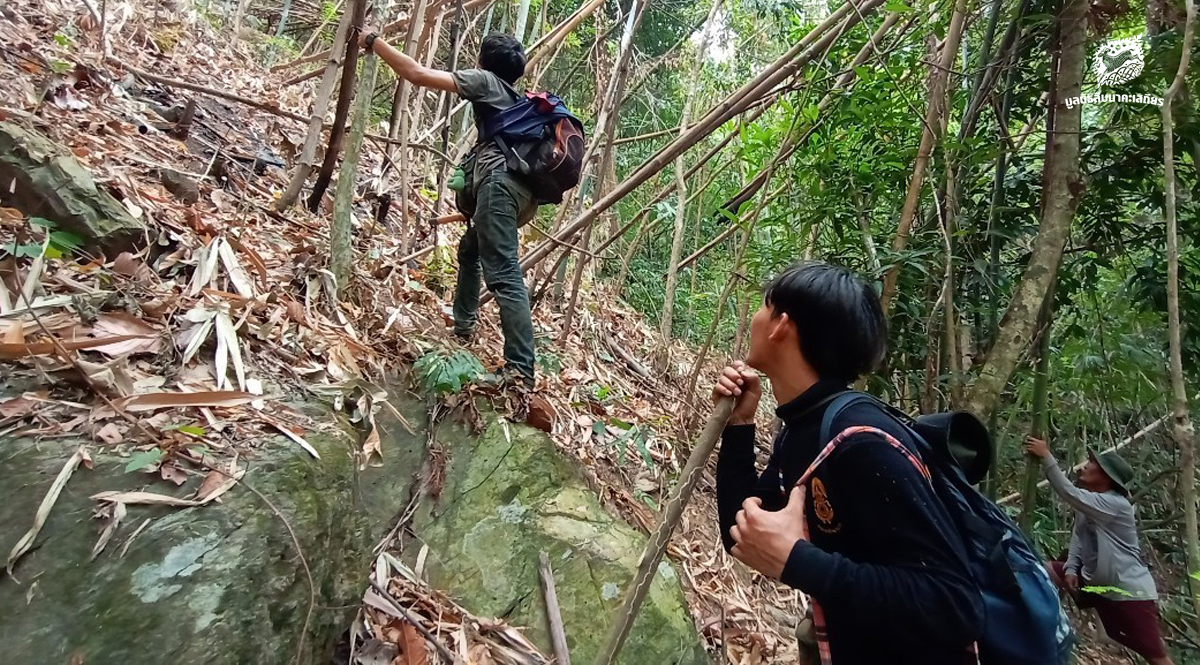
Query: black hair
xmin=763 ymin=262 xmax=888 ymax=383
xmin=479 ymin=33 xmax=526 ymax=85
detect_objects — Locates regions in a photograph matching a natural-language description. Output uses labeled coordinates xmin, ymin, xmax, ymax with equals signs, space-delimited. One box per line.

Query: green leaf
xmin=177 ymin=424 xmax=206 ymax=437
xmin=50 ymin=231 xmax=83 ymax=251
xmin=635 ymin=430 xmax=654 ymax=470
xmin=49 ymin=59 xmax=72 ymax=74
xmin=1081 ymin=585 xmax=1133 ymax=597
xmin=885 ymin=0 xmax=914 ymax=12
xmin=125 ymin=449 xmax=164 ymax=473
xmin=28 ymin=217 xmax=57 ymax=229
xmin=53 ymin=33 xmax=72 ymax=47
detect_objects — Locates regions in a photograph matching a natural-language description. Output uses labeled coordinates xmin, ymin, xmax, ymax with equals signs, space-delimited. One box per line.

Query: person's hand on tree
xmin=358 ymin=27 xmax=380 ymax=49
xmin=1024 ymin=436 xmax=1051 ymax=459
xmin=730 ymin=485 xmax=807 ymax=579
xmin=712 ymin=361 xmax=761 ymax=426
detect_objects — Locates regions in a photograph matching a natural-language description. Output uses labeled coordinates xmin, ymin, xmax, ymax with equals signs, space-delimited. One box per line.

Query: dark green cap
xmin=1088 ymin=447 xmax=1134 ymax=495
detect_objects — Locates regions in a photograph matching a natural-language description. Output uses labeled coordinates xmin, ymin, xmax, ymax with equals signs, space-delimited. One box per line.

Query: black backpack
xmin=816 ymin=392 xmax=1074 ymax=665
xmin=480 ymin=91 xmax=585 ymax=204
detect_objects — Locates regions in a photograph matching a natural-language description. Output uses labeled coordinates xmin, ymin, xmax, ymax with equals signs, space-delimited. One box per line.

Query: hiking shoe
xmin=477 ymin=367 xmax=534 ymax=391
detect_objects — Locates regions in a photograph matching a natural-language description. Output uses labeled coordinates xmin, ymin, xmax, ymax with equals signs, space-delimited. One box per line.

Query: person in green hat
xmin=1025 ymin=437 xmax=1172 ymax=665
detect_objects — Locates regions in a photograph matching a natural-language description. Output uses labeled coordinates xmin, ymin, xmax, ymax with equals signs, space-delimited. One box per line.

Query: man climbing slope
xmin=1025 ymin=437 xmax=1173 ymax=665
xmin=362 ymin=30 xmax=538 ymax=386
xmin=712 ymin=263 xmax=983 ymax=664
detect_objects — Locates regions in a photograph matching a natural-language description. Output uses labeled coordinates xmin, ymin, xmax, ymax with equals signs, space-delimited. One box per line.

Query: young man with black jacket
xmin=713 ymin=263 xmax=984 ymax=664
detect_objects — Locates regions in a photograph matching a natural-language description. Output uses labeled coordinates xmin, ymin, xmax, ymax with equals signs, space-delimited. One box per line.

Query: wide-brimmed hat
xmin=1087 ymin=447 xmax=1134 ymax=495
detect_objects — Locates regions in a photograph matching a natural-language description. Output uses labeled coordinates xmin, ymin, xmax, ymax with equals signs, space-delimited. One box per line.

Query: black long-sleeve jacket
xmin=717 ymin=380 xmax=984 ymax=664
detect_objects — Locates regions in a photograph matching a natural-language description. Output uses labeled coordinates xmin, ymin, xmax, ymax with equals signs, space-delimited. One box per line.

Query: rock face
xmin=0 ymin=394 xmax=708 ymax=664
xmin=409 ymin=419 xmax=709 ymax=665
xmin=0 ymin=120 xmax=145 ymax=251
xmin=0 ymin=418 xmax=377 ymax=665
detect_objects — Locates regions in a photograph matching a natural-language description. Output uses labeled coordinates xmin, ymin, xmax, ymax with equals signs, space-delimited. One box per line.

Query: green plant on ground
xmin=414 ymin=349 xmax=486 ymax=396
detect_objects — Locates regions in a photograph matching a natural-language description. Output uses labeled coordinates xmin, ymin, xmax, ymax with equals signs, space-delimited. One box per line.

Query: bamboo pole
xmin=276 ymin=8 xmax=355 ymax=210
xmin=592 ymin=397 xmax=735 ymax=665
xmin=879 ymin=0 xmax=970 ymax=312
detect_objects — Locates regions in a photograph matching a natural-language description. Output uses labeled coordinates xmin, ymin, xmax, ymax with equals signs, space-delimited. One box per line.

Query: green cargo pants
xmin=452 ymin=167 xmax=537 ymax=380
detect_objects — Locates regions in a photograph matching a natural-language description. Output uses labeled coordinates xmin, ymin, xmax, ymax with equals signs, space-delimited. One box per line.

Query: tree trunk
xmin=1020 ymin=284 xmax=1054 ymax=535
xmin=391 ymin=0 xmax=434 ymax=248
xmin=307 ymin=0 xmax=369 ymax=212
xmin=879 ymin=0 xmax=969 ymax=312
xmin=660 ymin=0 xmax=724 ymax=360
xmin=559 ymin=0 xmax=649 ymax=343
xmin=514 ymin=0 xmax=532 ymax=42
xmin=434 ymin=0 xmax=465 ymax=230
xmin=275 ymin=0 xmax=294 ymax=37
xmin=962 ymin=0 xmax=1086 ymax=421
xmin=1162 ymin=0 xmax=1200 ymax=630
xmin=330 ymin=50 xmax=379 ymax=292
xmin=276 ymin=8 xmax=354 ymax=211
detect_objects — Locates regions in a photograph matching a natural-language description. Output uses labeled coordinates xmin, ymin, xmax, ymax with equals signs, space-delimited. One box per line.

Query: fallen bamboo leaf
xmin=3 ymin=318 xmax=23 ymax=344
xmin=214 ymin=308 xmax=246 ymax=390
xmin=180 ymin=316 xmax=214 ymax=365
xmin=90 ymin=501 xmax=127 ymax=561
xmin=95 ymin=422 xmax=124 ymax=444
xmin=19 ymin=235 xmax=48 ymax=305
xmin=0 ymin=392 xmax=45 ymax=419
xmin=262 ymin=416 xmax=321 ymax=459
xmin=8 ymin=446 xmax=88 ymax=578
xmin=189 ymin=240 xmax=221 ymax=296
xmin=90 ymin=313 xmax=162 ymax=356
xmin=118 ymin=390 xmax=258 ymax=412
xmin=194 ymin=464 xmax=245 ymax=503
xmin=362 ymin=418 xmax=382 ymax=468
xmin=92 ymin=491 xmax=202 ymax=507
xmin=0 ymin=334 xmax=154 ymax=359
xmin=218 ymin=237 xmax=256 ymax=298
xmin=119 ymin=518 xmax=152 ymax=558
xmin=228 ymin=237 xmax=270 ymax=288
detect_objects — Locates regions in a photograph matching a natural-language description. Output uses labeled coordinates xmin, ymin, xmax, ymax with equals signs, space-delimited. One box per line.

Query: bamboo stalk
xmin=592 ymin=397 xmax=735 ymax=665
xmin=538 ymin=551 xmax=571 ymax=665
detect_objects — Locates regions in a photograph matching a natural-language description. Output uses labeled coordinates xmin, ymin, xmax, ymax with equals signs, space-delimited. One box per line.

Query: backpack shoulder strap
xmin=817 ymin=391 xmax=872 ymax=444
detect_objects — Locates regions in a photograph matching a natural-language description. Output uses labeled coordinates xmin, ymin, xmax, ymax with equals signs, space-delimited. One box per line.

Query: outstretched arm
xmin=363 ymin=33 xmax=457 ymax=92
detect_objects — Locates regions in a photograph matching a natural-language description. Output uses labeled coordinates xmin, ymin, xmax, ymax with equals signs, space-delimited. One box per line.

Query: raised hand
xmin=712 ymin=360 xmax=762 ymax=426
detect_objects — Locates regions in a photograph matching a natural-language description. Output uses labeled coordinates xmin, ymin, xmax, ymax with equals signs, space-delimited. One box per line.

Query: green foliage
xmin=125 ymin=449 xmax=164 ymax=473
xmin=320 ymin=0 xmax=338 ymax=22
xmin=2 ymin=218 xmax=83 ymax=260
xmin=1081 ymin=585 xmax=1133 ymax=597
xmin=413 ymin=349 xmax=486 ymax=395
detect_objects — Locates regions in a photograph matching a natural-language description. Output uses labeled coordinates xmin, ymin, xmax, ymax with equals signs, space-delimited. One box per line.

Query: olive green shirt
xmin=452 ymin=68 xmax=521 ymax=178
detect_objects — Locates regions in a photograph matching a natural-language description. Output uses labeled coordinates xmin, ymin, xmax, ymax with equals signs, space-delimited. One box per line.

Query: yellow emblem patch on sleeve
xmin=811 ymin=477 xmax=835 ymax=524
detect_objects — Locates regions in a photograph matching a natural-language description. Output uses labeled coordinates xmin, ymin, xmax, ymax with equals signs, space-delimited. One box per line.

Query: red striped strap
xmin=796 ymin=426 xmax=978 ymax=665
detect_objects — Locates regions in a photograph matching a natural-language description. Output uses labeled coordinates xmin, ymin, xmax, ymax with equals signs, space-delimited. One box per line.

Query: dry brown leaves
xmin=0 ymin=0 xmax=796 ymax=660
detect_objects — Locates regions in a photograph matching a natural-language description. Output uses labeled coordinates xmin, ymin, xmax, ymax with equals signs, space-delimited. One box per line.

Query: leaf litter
xmin=0 ymin=0 xmax=798 ymax=661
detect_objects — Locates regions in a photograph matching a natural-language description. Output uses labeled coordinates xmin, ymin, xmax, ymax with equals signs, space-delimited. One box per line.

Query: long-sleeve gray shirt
xmin=1042 ymin=455 xmax=1157 ymax=601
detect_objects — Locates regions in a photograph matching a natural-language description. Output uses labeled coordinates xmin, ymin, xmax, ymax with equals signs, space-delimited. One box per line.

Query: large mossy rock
xmin=0 ymin=393 xmax=708 ymax=664
xmin=0 ymin=395 xmax=431 ymax=665
xmin=0 ymin=120 xmax=145 ymax=251
xmin=409 ymin=419 xmax=709 ymax=665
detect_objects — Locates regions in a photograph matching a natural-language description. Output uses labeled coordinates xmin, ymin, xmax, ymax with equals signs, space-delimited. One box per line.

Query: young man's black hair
xmin=762 ymin=263 xmax=887 ymax=383
xmin=478 ymin=33 xmax=526 ymax=85
xmin=362 ymin=29 xmax=539 ymax=385
xmin=712 ymin=261 xmax=983 ymax=664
